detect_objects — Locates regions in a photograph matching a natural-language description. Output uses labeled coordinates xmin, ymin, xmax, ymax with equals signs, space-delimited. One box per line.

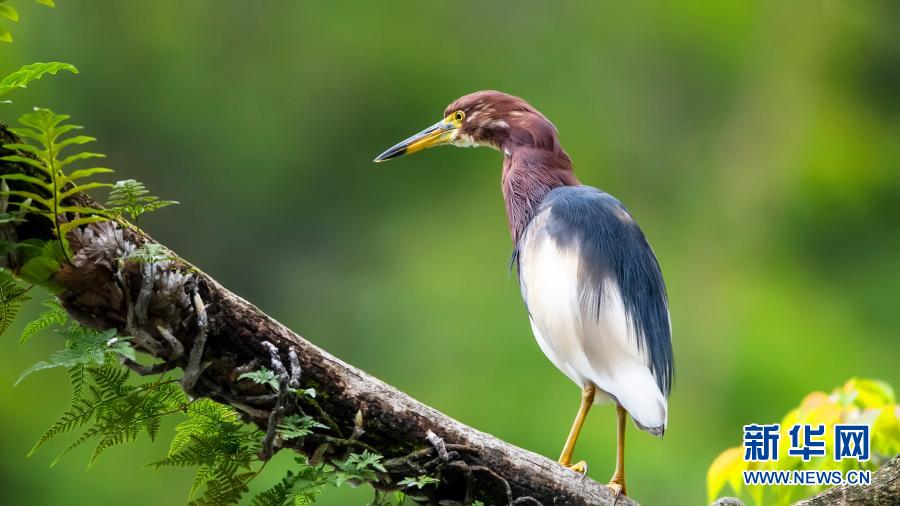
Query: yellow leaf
xmin=855 ymin=379 xmax=895 ymax=409
xmin=872 ymin=404 xmax=900 ymax=456
xmin=707 ymin=446 xmax=746 ymax=503
xmin=805 ymin=399 xmax=842 ymax=426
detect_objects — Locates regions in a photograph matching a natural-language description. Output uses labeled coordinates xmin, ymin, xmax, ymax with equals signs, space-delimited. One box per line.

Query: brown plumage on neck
xmin=443 ymin=90 xmax=580 ymax=243
xmin=502 ymin=146 xmax=580 ymax=244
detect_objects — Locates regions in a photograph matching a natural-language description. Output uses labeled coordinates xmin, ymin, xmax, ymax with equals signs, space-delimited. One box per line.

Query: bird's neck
xmin=501 ymin=145 xmax=579 ymax=244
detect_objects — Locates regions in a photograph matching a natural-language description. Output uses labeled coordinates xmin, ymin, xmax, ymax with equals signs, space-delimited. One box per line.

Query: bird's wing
xmin=516 ymin=185 xmax=673 ymax=434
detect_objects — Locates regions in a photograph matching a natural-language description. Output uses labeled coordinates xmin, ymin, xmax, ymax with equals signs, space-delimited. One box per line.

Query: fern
xmin=16 ymin=324 xmax=133 ymax=384
xmin=29 ymin=357 xmax=187 ymax=466
xmin=397 ymin=474 xmax=439 ymax=490
xmin=0 ymin=268 xmax=30 ymax=335
xmin=0 ymin=62 xmax=76 ymax=102
xmin=153 ymin=398 xmax=263 ymax=505
xmin=332 ymin=450 xmax=387 ymax=487
xmin=239 ymin=367 xmax=280 ymax=391
xmin=1 ymin=107 xmax=113 ymax=260
xmin=106 ymin=179 xmax=178 ymax=224
xmin=277 ymin=414 xmax=327 ymax=441
xmin=29 ymin=359 xmax=130 ymax=456
xmin=252 ymin=458 xmax=328 ymax=506
xmin=19 ymin=297 xmax=66 ymax=343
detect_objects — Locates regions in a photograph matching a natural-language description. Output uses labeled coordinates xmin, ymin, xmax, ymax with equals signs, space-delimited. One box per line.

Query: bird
xmin=374 ymin=90 xmax=673 ymax=497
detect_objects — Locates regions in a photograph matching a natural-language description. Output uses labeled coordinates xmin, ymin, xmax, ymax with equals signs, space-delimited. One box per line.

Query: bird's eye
xmin=454 ymin=111 xmax=465 ymax=122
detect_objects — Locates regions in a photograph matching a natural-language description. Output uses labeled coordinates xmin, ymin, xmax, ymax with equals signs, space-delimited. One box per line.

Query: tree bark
xmin=715 ymin=456 xmax=900 ymax=505
xmin=0 ymin=124 xmax=632 ymax=505
xmin=792 ymin=456 xmax=899 ymax=506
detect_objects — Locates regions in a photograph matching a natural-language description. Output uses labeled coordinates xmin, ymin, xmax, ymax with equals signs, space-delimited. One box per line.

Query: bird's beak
xmin=374 ymin=114 xmax=459 ymax=162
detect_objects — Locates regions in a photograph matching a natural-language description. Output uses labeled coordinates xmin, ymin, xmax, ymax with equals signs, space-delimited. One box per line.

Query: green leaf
xmin=0 ymin=270 xmax=31 ymax=335
xmin=19 ymin=298 xmax=67 ymax=344
xmin=58 ymin=181 xmax=113 ymax=200
xmin=57 ymin=151 xmax=104 ymax=169
xmin=67 ymin=167 xmax=114 ymax=181
xmin=59 ymin=216 xmax=110 ymax=235
xmin=238 ymin=367 xmax=279 ymax=391
xmin=251 ymin=460 xmax=328 ymax=506
xmin=276 ymin=415 xmax=327 ymax=441
xmin=152 ymin=399 xmax=262 ymax=505
xmin=15 ymin=326 xmax=128 ymax=384
xmin=0 ymin=153 xmax=50 ymax=172
xmin=54 ymin=135 xmax=96 ymax=151
xmin=0 ymin=4 xmax=19 ymax=22
xmin=1 ymin=188 xmax=52 ymax=209
xmin=872 ymin=405 xmax=900 ymax=456
xmin=1 ymin=142 xmax=43 ymax=156
xmin=0 ymin=62 xmax=77 ymax=99
xmin=397 ymin=475 xmax=439 ymax=490
xmin=4 ymin=107 xmax=112 ymax=249
xmin=332 ymin=450 xmax=387 ymax=487
xmin=854 ymin=379 xmax=895 ymax=408
xmin=106 ymin=179 xmax=178 ymax=222
xmin=0 ymin=25 xmax=11 ymax=43
xmin=2 ymin=173 xmax=52 ymax=188
xmin=35 ymin=0 xmax=56 ymax=6
xmin=19 ymin=249 xmax=61 ymax=285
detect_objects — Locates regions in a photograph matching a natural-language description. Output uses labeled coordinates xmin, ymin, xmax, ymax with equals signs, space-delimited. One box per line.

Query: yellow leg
xmin=607 ymin=403 xmax=627 ymax=496
xmin=557 ymin=382 xmax=596 ymax=473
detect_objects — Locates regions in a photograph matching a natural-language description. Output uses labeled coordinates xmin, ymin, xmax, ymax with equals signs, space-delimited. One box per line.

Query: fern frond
xmin=191 ymin=467 xmax=255 ymax=506
xmin=1 ymin=107 xmax=112 ymax=261
xmin=32 ymin=358 xmax=188 ymax=467
xmin=332 ymin=450 xmax=387 ymax=487
xmin=167 ymin=399 xmax=243 ymax=456
xmin=19 ymin=298 xmax=67 ymax=344
xmin=0 ymin=270 xmax=31 ymax=335
xmin=15 ymin=326 xmax=131 ymax=385
xmin=106 ymin=179 xmax=178 ymax=223
xmin=190 ymin=464 xmax=215 ymax=499
xmin=277 ymin=415 xmax=327 ymax=441
xmin=30 ymin=397 xmax=98 ymax=456
xmin=238 ymin=367 xmax=279 ymax=391
xmin=252 ymin=458 xmax=328 ymax=506
xmin=152 ymin=398 xmax=263 ymax=505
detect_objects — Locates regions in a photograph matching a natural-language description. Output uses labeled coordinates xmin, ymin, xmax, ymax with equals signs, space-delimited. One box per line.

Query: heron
xmin=374 ymin=90 xmax=673 ymax=496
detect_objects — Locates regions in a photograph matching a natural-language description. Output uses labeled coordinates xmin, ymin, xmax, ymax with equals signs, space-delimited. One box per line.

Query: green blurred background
xmin=1 ymin=1 xmax=897 ymax=504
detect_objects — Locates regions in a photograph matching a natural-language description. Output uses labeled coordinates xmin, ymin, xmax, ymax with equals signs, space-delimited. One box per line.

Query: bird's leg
xmin=558 ymin=382 xmax=596 ymax=474
xmin=607 ymin=403 xmax=628 ymax=496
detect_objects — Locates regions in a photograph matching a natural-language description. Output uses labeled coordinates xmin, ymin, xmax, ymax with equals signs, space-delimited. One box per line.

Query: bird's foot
xmin=607 ymin=474 xmax=627 ymax=498
xmin=561 ymin=460 xmax=588 ymax=475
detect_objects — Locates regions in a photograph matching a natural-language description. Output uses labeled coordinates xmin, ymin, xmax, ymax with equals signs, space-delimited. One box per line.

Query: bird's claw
xmin=606 ymin=477 xmax=626 ymax=500
xmin=564 ymin=460 xmax=588 ymax=476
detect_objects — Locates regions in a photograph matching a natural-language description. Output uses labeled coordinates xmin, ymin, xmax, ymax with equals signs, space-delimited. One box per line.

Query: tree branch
xmin=792 ymin=455 xmax=899 ymax=506
xmin=0 ymin=124 xmax=632 ymax=505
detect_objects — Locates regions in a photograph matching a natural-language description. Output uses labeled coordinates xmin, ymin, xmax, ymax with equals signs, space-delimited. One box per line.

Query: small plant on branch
xmin=1 ymin=107 xmax=113 ymax=261
xmin=107 ymin=178 xmax=178 ymax=224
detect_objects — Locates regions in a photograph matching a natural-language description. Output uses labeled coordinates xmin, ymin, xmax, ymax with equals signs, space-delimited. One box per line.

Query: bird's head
xmin=374 ymin=90 xmax=560 ymax=162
